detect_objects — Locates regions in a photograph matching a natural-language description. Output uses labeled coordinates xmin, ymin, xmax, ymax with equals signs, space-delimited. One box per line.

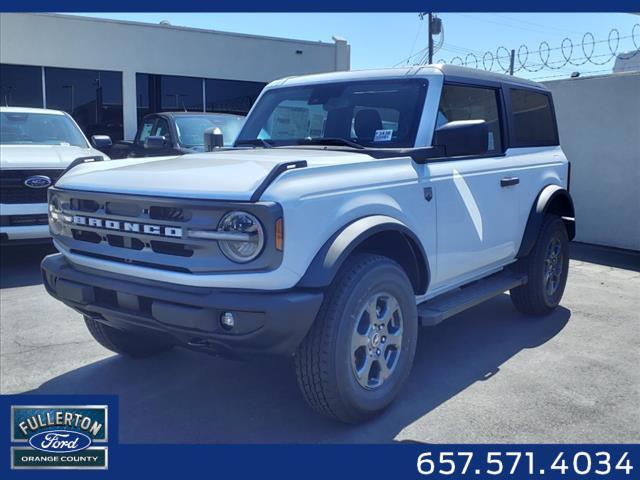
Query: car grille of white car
xmin=0 ymin=169 xmax=64 ymax=204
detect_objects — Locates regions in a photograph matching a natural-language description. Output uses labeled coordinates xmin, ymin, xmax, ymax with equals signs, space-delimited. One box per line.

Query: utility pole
xmin=427 ymin=13 xmax=433 ymax=64
xmin=420 ymin=12 xmax=441 ymax=65
xmin=509 ymin=49 xmax=515 ymax=75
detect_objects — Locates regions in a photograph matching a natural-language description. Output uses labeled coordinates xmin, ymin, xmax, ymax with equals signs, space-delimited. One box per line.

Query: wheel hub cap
xmin=351 ymin=292 xmax=403 ymax=390
xmin=544 ymin=236 xmax=564 ymax=296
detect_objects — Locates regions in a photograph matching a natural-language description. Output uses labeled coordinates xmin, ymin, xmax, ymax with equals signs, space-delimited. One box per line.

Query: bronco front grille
xmin=1 ymin=169 xmax=64 ymax=204
xmin=50 ymin=188 xmax=283 ymax=274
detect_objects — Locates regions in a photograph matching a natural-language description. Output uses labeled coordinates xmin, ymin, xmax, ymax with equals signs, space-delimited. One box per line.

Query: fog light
xmin=220 ymin=312 xmax=235 ymax=330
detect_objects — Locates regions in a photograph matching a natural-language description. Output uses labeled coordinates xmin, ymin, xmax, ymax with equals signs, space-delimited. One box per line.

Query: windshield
xmin=235 ymin=79 xmax=428 ymax=149
xmin=174 ymin=115 xmax=244 ymax=148
xmin=0 ymin=112 xmax=88 ymax=147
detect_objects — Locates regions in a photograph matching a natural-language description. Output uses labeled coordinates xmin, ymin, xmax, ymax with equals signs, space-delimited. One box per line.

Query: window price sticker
xmin=417 ymin=448 xmax=636 ymax=479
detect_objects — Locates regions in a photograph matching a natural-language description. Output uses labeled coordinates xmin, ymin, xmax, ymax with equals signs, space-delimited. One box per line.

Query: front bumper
xmin=0 ymin=225 xmax=51 ymax=244
xmin=41 ymin=254 xmax=323 ymax=357
xmin=1 ymin=202 xmax=51 ymax=243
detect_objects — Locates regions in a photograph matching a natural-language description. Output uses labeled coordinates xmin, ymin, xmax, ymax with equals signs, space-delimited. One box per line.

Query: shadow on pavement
xmin=0 ymin=243 xmax=55 ymax=289
xmin=26 ymin=294 xmax=570 ymax=443
xmin=570 ymin=241 xmax=640 ymax=272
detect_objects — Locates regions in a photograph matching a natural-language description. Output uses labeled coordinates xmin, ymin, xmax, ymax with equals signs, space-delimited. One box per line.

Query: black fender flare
xmin=297 ymin=215 xmax=430 ymax=295
xmin=517 ymin=184 xmax=576 ymax=258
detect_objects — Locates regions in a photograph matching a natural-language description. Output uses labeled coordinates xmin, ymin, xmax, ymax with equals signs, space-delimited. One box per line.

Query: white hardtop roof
xmin=269 ymin=64 xmax=545 ymax=90
xmin=272 ymin=65 xmax=443 ymax=88
xmin=0 ymin=106 xmax=67 ymax=115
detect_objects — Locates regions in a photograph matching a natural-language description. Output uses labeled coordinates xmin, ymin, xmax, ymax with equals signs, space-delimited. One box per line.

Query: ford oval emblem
xmin=24 ymin=175 xmax=52 ymax=189
xmin=28 ymin=429 xmax=92 ymax=453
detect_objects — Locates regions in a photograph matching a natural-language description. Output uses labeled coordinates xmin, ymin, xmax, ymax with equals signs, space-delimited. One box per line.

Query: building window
xmin=437 ymin=84 xmax=503 ymax=154
xmin=137 ymin=73 xmax=266 ymax=125
xmin=44 ymin=67 xmax=124 ymax=141
xmin=205 ymin=78 xmax=265 ymax=114
xmin=509 ymin=89 xmax=558 ymax=147
xmin=160 ymin=75 xmax=203 ymax=112
xmin=136 ymin=73 xmax=153 ymax=125
xmin=0 ymin=64 xmax=43 ymax=108
xmin=136 ymin=73 xmax=203 ymax=125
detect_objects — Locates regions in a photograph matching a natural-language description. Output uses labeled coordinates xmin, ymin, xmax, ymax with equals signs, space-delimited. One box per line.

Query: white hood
xmin=54 ymin=148 xmax=373 ymax=201
xmin=0 ymin=144 xmax=105 ymax=170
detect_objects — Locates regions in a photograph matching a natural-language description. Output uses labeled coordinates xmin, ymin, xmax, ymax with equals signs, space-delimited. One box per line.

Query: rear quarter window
xmin=509 ymin=89 xmax=558 ymax=147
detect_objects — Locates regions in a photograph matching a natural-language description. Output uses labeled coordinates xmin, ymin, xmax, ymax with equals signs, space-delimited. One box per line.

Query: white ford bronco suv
xmin=1 ymin=107 xmax=109 ymax=244
xmin=42 ymin=65 xmax=574 ymax=423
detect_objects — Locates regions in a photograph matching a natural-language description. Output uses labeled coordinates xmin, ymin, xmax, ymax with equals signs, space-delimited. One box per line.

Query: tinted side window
xmin=137 ymin=119 xmax=155 ymax=144
xmin=154 ymin=118 xmax=171 ymax=140
xmin=510 ymin=89 xmax=558 ymax=147
xmin=438 ymin=84 xmax=503 ymax=154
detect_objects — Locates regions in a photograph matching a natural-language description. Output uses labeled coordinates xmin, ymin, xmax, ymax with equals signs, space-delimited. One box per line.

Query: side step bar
xmin=418 ymin=270 xmax=528 ymax=326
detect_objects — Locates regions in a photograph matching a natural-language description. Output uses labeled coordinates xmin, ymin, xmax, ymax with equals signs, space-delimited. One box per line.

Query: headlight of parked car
xmin=216 ymin=211 xmax=265 ymax=263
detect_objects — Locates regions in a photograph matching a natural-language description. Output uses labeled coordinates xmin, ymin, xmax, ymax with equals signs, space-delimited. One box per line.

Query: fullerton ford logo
xmin=11 ymin=405 xmax=109 ymax=470
xmin=24 ymin=175 xmax=52 ymax=188
xmin=28 ymin=430 xmax=92 ymax=453
xmin=70 ymin=215 xmax=183 ymax=238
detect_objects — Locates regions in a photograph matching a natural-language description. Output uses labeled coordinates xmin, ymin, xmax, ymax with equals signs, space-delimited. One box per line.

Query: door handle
xmin=500 ymin=177 xmax=520 ymax=187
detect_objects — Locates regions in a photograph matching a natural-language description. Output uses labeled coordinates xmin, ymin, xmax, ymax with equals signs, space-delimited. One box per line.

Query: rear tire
xmin=84 ymin=316 xmax=174 ymax=357
xmin=295 ymin=253 xmax=418 ymax=423
xmin=510 ymin=215 xmax=569 ymax=316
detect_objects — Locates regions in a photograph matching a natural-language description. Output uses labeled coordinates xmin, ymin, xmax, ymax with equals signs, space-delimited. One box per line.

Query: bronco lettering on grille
xmin=71 ymin=215 xmax=183 ymax=238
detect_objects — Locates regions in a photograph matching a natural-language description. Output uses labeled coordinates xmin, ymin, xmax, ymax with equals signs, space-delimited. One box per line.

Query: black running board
xmin=417 ymin=270 xmax=528 ymax=326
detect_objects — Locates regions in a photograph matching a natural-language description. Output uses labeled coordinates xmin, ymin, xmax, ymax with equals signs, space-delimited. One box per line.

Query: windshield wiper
xmin=296 ymin=138 xmax=366 ymax=149
xmin=234 ymin=139 xmax=274 ymax=148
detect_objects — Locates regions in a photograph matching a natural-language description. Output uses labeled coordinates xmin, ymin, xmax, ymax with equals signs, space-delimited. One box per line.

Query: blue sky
xmin=71 ymin=13 xmax=639 ymax=80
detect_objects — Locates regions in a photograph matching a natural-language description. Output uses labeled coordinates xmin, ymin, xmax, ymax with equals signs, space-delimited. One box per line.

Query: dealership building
xmin=0 ymin=13 xmax=350 ymax=141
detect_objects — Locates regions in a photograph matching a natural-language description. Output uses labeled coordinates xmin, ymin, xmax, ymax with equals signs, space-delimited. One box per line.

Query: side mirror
xmin=145 ymin=135 xmax=167 ymax=149
xmin=434 ymin=120 xmax=489 ymax=157
xmin=91 ymin=135 xmax=112 ymax=152
xmin=204 ymin=127 xmax=224 ymax=151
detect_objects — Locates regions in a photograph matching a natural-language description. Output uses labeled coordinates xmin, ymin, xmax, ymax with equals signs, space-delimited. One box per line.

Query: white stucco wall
xmin=544 ymin=72 xmax=640 ymax=251
xmin=0 ymin=13 xmax=350 ymax=139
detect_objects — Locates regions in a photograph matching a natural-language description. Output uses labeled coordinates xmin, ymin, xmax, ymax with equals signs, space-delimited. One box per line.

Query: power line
xmin=450 ymin=13 xmax=561 ymax=36
xmin=488 ymin=13 xmax=584 ymax=36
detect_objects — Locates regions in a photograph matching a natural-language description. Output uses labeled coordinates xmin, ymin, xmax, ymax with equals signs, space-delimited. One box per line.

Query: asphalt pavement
xmin=1 ymin=242 xmax=638 ymax=443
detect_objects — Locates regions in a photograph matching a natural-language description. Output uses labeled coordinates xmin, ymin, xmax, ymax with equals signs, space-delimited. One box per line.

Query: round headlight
xmin=217 ymin=211 xmax=265 ymax=263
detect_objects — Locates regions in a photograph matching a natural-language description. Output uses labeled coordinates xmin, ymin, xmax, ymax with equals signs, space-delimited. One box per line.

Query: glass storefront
xmin=0 ymin=64 xmax=124 ymax=141
xmin=45 ymin=67 xmax=124 ymax=141
xmin=0 ymin=64 xmax=43 ymax=108
xmin=2 ymin=64 xmax=265 ymax=142
xmin=137 ymin=73 xmax=265 ymax=125
xmin=205 ymin=78 xmax=264 ymax=115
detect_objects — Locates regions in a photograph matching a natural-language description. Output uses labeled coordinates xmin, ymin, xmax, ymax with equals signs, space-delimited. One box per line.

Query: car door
xmin=428 ymin=82 xmax=520 ymax=289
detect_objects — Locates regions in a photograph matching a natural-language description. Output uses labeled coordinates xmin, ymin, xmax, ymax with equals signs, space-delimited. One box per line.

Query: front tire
xmin=510 ymin=215 xmax=569 ymax=316
xmin=295 ymin=254 xmax=418 ymax=423
xmin=84 ymin=316 xmax=175 ymax=357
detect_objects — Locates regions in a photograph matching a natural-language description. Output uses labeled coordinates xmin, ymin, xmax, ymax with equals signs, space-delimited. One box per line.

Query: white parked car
xmin=0 ymin=107 xmax=110 ymax=244
xmin=41 ymin=66 xmax=575 ymax=422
